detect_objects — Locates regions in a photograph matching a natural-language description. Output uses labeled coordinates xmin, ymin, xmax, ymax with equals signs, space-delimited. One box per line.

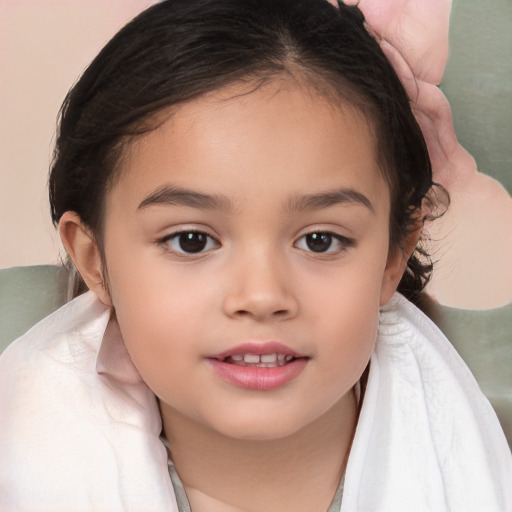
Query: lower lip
xmin=208 ymin=358 xmax=308 ymax=390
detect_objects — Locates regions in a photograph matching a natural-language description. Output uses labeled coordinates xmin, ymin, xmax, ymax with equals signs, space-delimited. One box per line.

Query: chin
xmin=220 ymin=424 xmax=303 ymax=442
xmin=206 ymin=409 xmax=315 ymax=442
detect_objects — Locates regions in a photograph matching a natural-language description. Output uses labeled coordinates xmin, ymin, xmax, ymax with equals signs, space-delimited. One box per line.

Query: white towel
xmin=342 ymin=295 xmax=512 ymax=511
xmin=0 ymin=292 xmax=510 ymax=511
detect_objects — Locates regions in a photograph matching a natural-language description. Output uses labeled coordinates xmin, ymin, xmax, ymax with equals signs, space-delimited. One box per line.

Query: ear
xmin=58 ymin=211 xmax=112 ymax=307
xmin=379 ymin=221 xmax=422 ymax=306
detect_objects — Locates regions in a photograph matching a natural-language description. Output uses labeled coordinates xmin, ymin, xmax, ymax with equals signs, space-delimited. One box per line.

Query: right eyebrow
xmin=137 ymin=185 xmax=234 ymax=212
xmin=285 ymin=187 xmax=375 ymax=214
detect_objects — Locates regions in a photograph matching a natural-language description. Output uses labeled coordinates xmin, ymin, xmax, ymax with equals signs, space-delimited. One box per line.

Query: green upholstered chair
xmin=0 ymin=265 xmax=69 ymax=349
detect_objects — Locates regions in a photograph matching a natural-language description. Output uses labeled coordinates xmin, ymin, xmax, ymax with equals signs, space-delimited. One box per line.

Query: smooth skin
xmin=60 ymin=78 xmax=416 ymax=512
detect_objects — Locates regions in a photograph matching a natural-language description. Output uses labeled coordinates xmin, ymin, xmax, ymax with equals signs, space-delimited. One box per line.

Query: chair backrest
xmin=0 ymin=265 xmax=69 ymax=353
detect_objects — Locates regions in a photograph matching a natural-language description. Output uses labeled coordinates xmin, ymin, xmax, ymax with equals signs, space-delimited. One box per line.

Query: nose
xmin=222 ymin=249 xmax=299 ymax=322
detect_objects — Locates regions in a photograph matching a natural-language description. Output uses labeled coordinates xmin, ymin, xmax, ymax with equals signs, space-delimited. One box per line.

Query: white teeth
xmin=227 ymin=353 xmax=295 ymax=366
xmin=261 ymin=353 xmax=277 ymax=363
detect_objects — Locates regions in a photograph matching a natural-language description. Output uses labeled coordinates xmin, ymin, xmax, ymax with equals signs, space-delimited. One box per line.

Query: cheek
xmin=105 ymin=254 xmax=222 ymax=399
xmin=316 ymin=289 xmax=378 ymax=376
xmin=303 ymin=240 xmax=388 ymax=321
xmin=113 ymin=299 xmax=204 ymax=410
xmin=302 ymin=244 xmax=388 ymax=378
xmin=104 ymin=259 xmax=181 ymax=380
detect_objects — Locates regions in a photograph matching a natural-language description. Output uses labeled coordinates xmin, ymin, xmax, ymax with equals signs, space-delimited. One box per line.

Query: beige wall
xmin=0 ymin=0 xmax=154 ymax=268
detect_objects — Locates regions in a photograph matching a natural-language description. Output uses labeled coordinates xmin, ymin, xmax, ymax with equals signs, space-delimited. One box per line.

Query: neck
xmin=161 ymin=389 xmax=357 ymax=512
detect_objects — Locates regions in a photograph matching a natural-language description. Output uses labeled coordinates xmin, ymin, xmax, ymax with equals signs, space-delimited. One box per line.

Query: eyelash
xmin=158 ymin=230 xmax=220 ymax=256
xmin=157 ymin=229 xmax=355 ymax=257
xmin=295 ymin=232 xmax=355 ymax=255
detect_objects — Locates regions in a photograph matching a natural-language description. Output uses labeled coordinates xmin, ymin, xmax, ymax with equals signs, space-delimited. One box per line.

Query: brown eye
xmin=178 ymin=232 xmax=208 ymax=253
xmin=163 ymin=230 xmax=219 ymax=254
xmin=305 ymin=233 xmax=333 ymax=253
xmin=295 ymin=231 xmax=355 ymax=255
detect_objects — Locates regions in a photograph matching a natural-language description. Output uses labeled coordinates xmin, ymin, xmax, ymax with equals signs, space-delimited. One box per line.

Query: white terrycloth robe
xmin=0 ymin=292 xmax=510 ymax=511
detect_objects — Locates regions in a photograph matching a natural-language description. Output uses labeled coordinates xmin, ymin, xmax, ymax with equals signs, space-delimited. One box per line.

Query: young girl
xmin=0 ymin=0 xmax=510 ymax=511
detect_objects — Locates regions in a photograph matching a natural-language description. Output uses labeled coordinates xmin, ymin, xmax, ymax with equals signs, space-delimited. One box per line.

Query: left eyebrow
xmin=137 ymin=185 xmax=234 ymax=212
xmin=285 ymin=187 xmax=375 ymax=214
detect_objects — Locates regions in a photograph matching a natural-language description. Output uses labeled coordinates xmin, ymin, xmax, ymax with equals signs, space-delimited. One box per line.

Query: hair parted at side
xmin=49 ymin=0 xmax=443 ymax=302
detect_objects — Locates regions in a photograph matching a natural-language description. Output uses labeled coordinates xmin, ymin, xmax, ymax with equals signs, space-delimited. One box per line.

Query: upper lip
xmin=209 ymin=341 xmax=306 ymax=360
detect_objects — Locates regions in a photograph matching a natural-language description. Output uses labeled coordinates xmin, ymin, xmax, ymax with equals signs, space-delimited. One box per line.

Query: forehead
xmin=109 ymin=79 xmax=387 ymax=212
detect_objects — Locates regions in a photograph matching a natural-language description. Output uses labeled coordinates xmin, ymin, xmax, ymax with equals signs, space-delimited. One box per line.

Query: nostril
xmin=232 ymin=308 xmax=289 ymax=320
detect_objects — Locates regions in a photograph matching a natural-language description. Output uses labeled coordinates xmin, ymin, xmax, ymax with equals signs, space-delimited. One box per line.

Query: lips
xmin=208 ymin=342 xmax=308 ymax=390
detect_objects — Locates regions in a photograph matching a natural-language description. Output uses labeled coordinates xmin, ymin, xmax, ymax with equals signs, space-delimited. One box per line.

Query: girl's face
xmin=100 ymin=80 xmax=404 ymax=440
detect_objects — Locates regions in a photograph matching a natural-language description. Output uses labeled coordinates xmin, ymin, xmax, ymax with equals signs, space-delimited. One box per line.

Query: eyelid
xmin=294 ymin=229 xmax=356 ymax=255
xmin=156 ymin=223 xmax=219 ymax=242
xmin=157 ymin=227 xmax=220 ymax=257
